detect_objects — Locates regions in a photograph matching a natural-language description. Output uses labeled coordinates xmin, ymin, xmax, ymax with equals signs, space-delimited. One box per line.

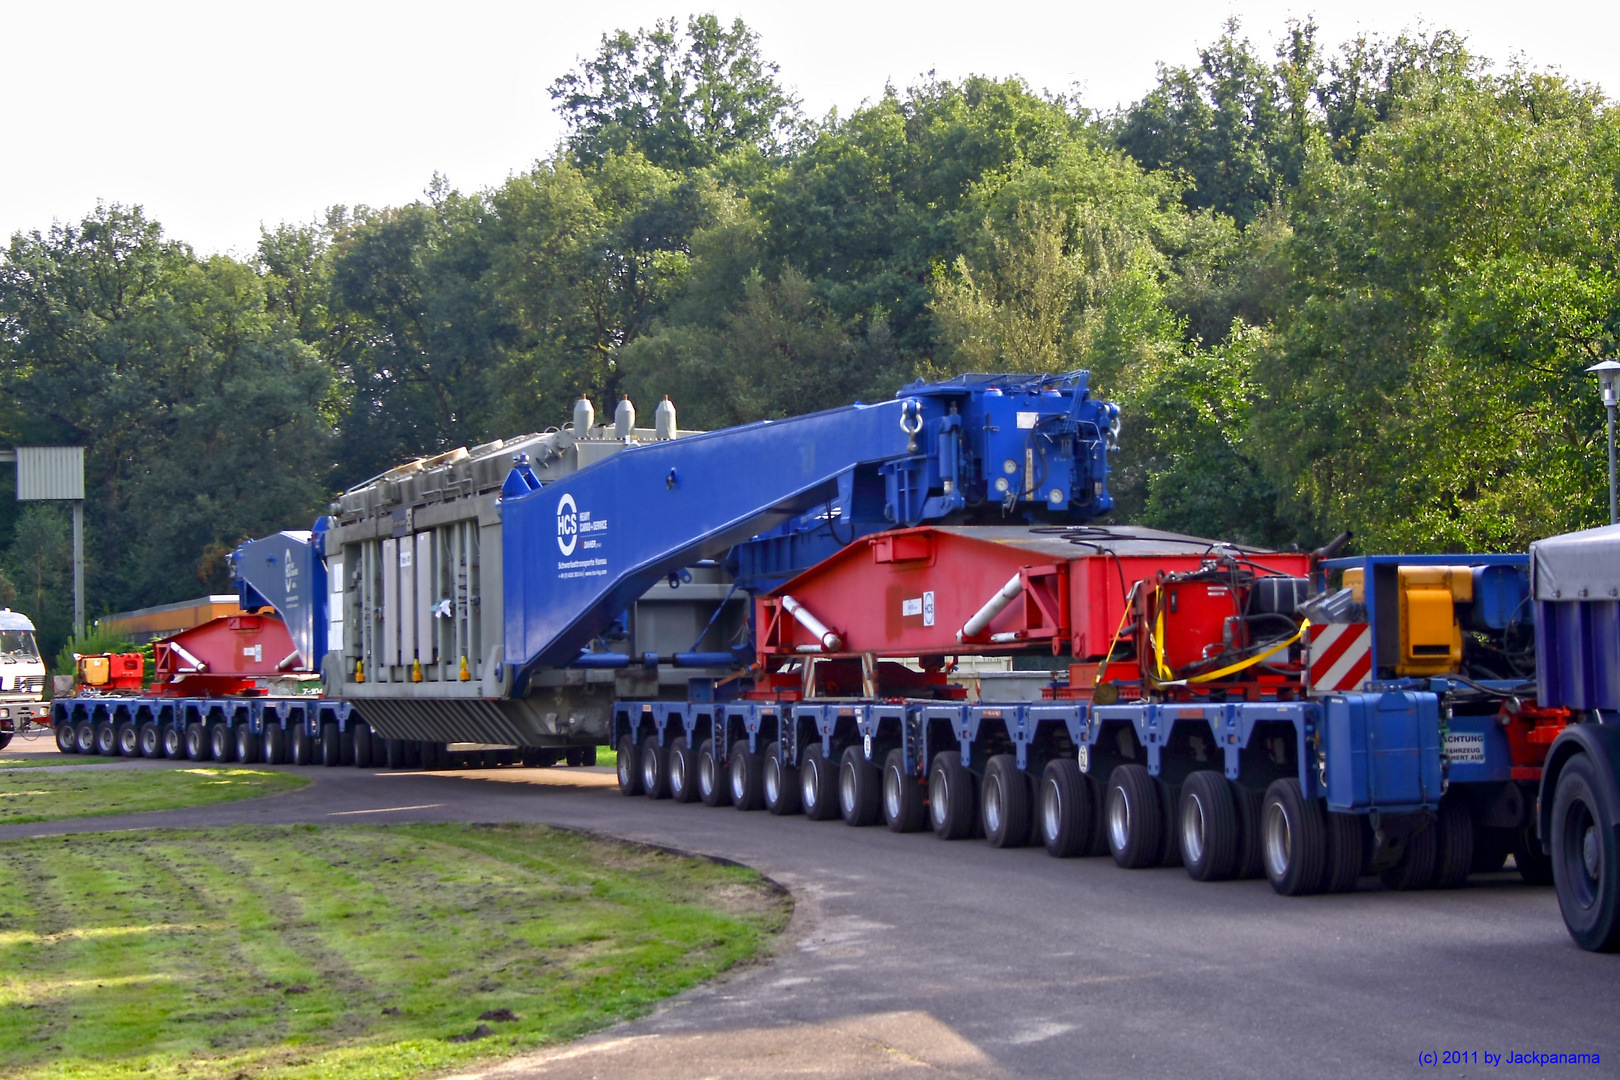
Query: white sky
xmin=3 ymin=0 xmax=1615 ymax=257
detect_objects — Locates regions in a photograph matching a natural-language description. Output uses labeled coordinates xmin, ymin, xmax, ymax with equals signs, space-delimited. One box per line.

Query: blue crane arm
xmin=499 ymin=372 xmax=1118 ymax=688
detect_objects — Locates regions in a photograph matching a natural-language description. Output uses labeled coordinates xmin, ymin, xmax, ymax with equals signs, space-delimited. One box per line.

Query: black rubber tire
xmin=75 ymin=720 xmax=97 ymax=754
xmin=1106 ymin=764 xmax=1163 ymax=869
xmin=883 ymin=749 xmax=927 ymax=833
xmin=1322 ymin=811 xmax=1367 ymax=893
xmin=1381 ymin=816 xmax=1439 ymax=891
xmin=372 ymin=730 xmax=389 ymax=767
xmin=288 ymin=727 xmax=310 ymax=766
xmin=315 ymin=722 xmax=338 ymax=767
xmin=183 ymin=723 xmax=208 ymax=761
xmin=667 ymin=737 xmax=698 ymax=803
xmin=1432 ymin=797 xmax=1475 ymax=890
xmin=764 ymin=741 xmax=801 ymax=815
xmin=235 ymin=724 xmax=259 ymax=764
xmin=1039 ymin=759 xmax=1094 ymax=857
xmin=838 ymin=745 xmax=881 ymax=826
xmin=520 ymin=748 xmax=557 ymax=767
xmin=697 ymin=738 xmax=731 ymax=807
xmin=1550 ymin=754 xmax=1620 ymax=951
xmin=115 ymin=722 xmax=138 ymax=757
xmin=799 ymin=744 xmax=837 ymax=820
xmin=580 ymin=746 xmax=597 ymax=766
xmin=929 ymin=752 xmax=978 ymax=840
xmin=1232 ymin=784 xmax=1266 ymax=879
xmin=339 ymin=725 xmax=356 ymax=767
xmin=640 ymin=735 xmax=669 ymax=799
xmin=616 ymin=735 xmax=642 ymax=796
xmin=0 ymin=732 xmax=10 ymax=751
xmin=731 ymin=739 xmax=765 ymax=811
xmin=208 ymin=723 xmax=234 ymax=763
xmin=95 ymin=720 xmax=117 ymax=757
xmin=137 ymin=722 xmax=160 ymax=758
xmin=421 ymin=741 xmax=449 ymax=770
xmin=981 ymin=754 xmax=1032 ymax=848
xmin=384 ymin=738 xmax=407 ymax=769
xmin=1179 ymin=770 xmax=1239 ymax=881
xmin=55 ymin=721 xmax=78 ymax=754
xmin=1513 ymin=826 xmax=1554 ymax=885
xmin=263 ymin=725 xmax=286 ymax=765
xmin=351 ymin=723 xmax=372 ymax=768
xmin=162 ymin=725 xmax=183 ymax=759
xmin=1262 ymin=778 xmax=1327 ymax=896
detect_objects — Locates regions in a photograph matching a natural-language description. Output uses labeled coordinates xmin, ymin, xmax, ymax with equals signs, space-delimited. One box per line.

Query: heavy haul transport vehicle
xmin=46 ymin=371 xmax=1620 ymax=951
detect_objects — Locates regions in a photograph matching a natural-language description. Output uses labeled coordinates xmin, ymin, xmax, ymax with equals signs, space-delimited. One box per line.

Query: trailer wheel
xmin=732 ymin=740 xmax=765 ymax=811
xmin=372 ymin=730 xmax=389 ymax=767
xmin=764 ymin=741 xmax=800 ymax=816
xmin=320 ymin=722 xmax=341 ymax=767
xmin=1512 ymin=827 xmax=1554 ymax=885
xmin=162 ymin=725 xmax=182 ymax=759
xmin=1039 ymin=759 xmax=1093 ymax=857
xmin=616 ymin=735 xmax=642 ymax=796
xmin=838 ymin=745 xmax=880 ymax=826
xmin=1232 ymin=784 xmax=1265 ymax=879
xmin=76 ymin=720 xmax=96 ymax=755
xmin=235 ymin=724 xmax=260 ymax=764
xmin=1550 ymin=754 xmax=1620 ymax=952
xmin=982 ymin=755 xmax=1032 ymax=848
xmin=1381 ymin=817 xmax=1438 ymax=891
xmin=205 ymin=723 xmax=232 ymax=763
xmin=55 ymin=721 xmax=77 ymax=754
xmin=383 ymin=738 xmax=406 ymax=769
xmin=351 ymin=723 xmax=372 ymax=768
xmin=697 ymin=739 xmax=731 ymax=807
xmin=640 ymin=735 xmax=669 ymax=800
xmin=94 ymin=720 xmax=117 ymax=757
xmin=137 ymin=723 xmax=160 ymax=758
xmin=1106 ymin=764 xmax=1163 ymax=869
xmin=1432 ymin=797 xmax=1474 ymax=890
xmin=1180 ymin=771 xmax=1238 ymax=881
xmin=287 ymin=727 xmax=309 ymax=766
xmin=1262 ymin=779 xmax=1327 ymax=896
xmin=883 ymin=749 xmax=926 ymax=833
xmin=264 ymin=725 xmax=287 ymax=765
xmin=929 ymin=753 xmax=978 ymax=840
xmin=115 ymin=722 xmax=138 ymax=757
xmin=668 ymin=738 xmax=698 ymax=803
xmin=1322 ymin=811 xmax=1367 ymax=893
xmin=799 ymin=744 xmax=836 ymax=820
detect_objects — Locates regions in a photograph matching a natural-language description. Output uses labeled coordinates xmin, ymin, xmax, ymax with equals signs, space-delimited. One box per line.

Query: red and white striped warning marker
xmin=1308 ymin=623 xmax=1372 ymax=693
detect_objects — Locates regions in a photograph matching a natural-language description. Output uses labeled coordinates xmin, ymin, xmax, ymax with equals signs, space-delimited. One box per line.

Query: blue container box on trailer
xmin=1322 ymin=691 xmax=1443 ymax=813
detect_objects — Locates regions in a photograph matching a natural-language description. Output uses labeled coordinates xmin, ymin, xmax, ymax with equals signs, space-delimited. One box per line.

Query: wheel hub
xmin=1583 ymin=825 xmax=1600 ymax=881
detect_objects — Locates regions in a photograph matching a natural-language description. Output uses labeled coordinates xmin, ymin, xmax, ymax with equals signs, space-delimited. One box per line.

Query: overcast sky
xmin=4 ymin=0 xmax=1615 ymax=257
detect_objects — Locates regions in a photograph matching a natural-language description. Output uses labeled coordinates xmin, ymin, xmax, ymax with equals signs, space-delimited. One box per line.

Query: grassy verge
xmin=0 ymin=768 xmax=307 ymax=825
xmin=0 ymin=824 xmax=790 ymax=1079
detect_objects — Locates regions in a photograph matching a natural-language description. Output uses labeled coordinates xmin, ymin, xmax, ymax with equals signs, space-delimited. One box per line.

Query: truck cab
xmin=0 ymin=608 xmax=48 ymax=747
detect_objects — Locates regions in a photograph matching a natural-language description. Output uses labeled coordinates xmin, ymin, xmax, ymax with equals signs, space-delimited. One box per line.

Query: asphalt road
xmin=3 ymin=739 xmax=1616 ymax=1078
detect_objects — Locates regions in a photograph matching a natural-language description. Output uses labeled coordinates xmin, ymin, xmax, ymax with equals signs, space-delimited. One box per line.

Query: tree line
xmin=2 ymin=14 xmax=1615 ymax=661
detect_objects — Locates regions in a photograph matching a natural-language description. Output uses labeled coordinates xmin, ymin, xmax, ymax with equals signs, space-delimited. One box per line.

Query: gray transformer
xmin=321 ymin=418 xmax=745 ymax=749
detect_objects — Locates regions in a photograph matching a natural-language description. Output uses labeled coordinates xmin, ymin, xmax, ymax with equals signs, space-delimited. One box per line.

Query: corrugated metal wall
xmin=16 ymin=446 xmax=84 ymax=500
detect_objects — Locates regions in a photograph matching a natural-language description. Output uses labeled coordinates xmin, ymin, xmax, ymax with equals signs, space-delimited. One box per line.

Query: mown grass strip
xmin=0 ymin=768 xmax=307 ymax=824
xmin=0 ymin=824 xmax=789 ymax=1080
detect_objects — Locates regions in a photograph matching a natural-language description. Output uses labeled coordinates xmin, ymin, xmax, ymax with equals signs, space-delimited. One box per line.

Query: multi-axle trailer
xmin=50 ymin=372 xmax=1620 ymax=950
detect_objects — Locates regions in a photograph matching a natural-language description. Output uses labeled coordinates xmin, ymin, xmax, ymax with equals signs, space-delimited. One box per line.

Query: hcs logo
xmin=556 ymin=493 xmax=578 ymax=556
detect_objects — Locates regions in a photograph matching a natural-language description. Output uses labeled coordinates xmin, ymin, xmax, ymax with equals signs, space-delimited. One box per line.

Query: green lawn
xmin=0 ymin=768 xmax=307 ymax=824
xmin=0 ymin=824 xmax=790 ymax=1080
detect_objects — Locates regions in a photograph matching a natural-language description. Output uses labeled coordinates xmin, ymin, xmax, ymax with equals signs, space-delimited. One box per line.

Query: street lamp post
xmin=1590 ymin=360 xmax=1620 ymax=526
